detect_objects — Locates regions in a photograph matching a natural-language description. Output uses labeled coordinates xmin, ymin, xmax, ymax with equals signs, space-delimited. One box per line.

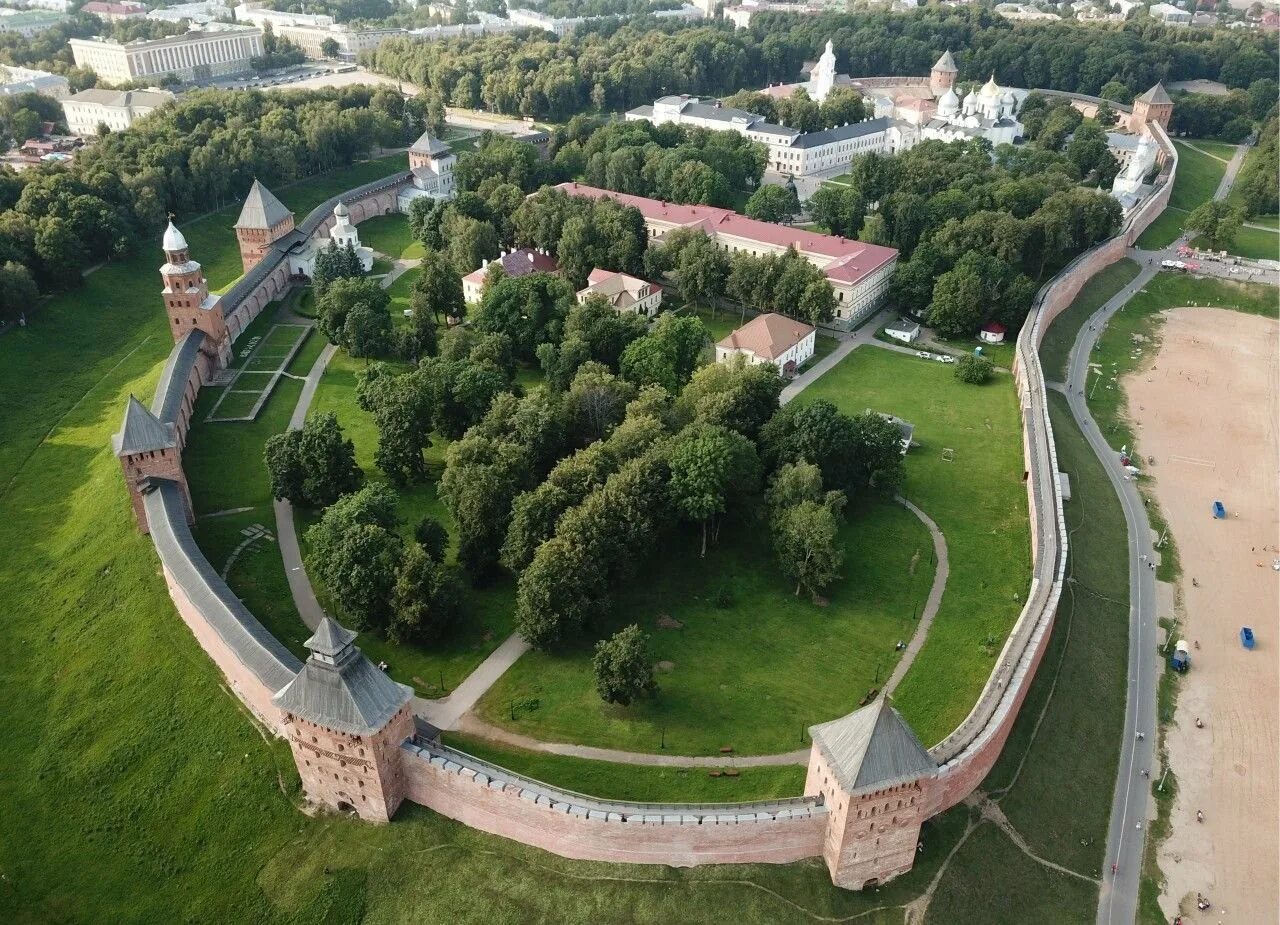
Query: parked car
xmin=917 ymin=351 xmax=931 ymax=359
xmin=937 ymin=355 xmax=956 ymax=364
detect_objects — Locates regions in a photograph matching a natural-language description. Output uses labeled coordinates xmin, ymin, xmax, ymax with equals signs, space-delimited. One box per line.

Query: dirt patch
xmin=655 ymin=660 xmax=676 ymax=673
xmin=1125 ymin=307 xmax=1279 ymax=921
xmin=656 ymin=614 xmax=683 ymax=630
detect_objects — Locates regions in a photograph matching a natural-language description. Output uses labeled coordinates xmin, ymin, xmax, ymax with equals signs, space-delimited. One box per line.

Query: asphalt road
xmin=1062 ymin=258 xmax=1161 ymax=925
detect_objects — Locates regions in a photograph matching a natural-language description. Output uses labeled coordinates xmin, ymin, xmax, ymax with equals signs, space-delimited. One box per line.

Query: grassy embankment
xmin=794 ymin=347 xmax=1031 ymax=747
xmin=0 ymin=154 xmax=975 ymax=923
xmin=1038 ymin=258 xmax=1144 ymax=382
xmin=1134 ymin=141 xmax=1229 ymax=250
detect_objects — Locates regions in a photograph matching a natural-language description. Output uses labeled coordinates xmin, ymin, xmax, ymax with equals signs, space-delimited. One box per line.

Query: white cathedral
xmin=922 ymin=75 xmax=1024 ymax=147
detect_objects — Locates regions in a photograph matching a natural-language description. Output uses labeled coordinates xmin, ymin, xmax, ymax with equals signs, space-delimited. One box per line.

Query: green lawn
xmin=922 ymin=822 xmax=1099 ymax=924
xmin=1135 ymin=140 xmax=1230 ymax=250
xmin=980 ymin=394 xmax=1129 ymax=876
xmin=301 ymin=350 xmax=518 ymax=696
xmin=1191 ymin=224 xmax=1279 ymax=261
xmin=357 ymin=212 xmax=424 ymax=261
xmin=1038 ymin=258 xmax=1143 ymax=382
xmin=794 ymin=347 xmax=1032 ymax=747
xmin=478 ymin=492 xmax=935 ymax=756
xmin=1181 ymin=139 xmax=1236 ymax=162
xmin=1083 ymin=273 xmax=1278 ymax=459
xmin=444 ymin=732 xmax=806 ymax=803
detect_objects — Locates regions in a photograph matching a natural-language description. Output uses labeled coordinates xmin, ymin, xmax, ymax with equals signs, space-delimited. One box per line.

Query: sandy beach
xmin=1125 ymin=307 xmax=1279 ymax=922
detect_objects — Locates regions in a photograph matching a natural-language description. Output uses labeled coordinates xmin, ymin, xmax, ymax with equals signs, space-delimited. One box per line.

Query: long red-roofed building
xmin=553 ymin=182 xmax=898 ymax=329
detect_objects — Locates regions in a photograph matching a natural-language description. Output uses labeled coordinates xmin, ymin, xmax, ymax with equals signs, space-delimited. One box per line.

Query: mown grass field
xmin=3 ymin=154 xmax=980 ymax=924
xmin=795 ymin=346 xmax=1031 ymax=747
xmin=1135 ymin=141 xmax=1229 ymax=250
xmin=1038 ymin=258 xmax=1143 ymax=382
xmin=478 ymin=491 xmax=935 ymax=756
xmin=444 ymin=732 xmax=807 ymax=803
xmin=1192 ymin=224 xmax=1279 ymax=261
xmin=358 ymin=212 xmax=425 ymax=261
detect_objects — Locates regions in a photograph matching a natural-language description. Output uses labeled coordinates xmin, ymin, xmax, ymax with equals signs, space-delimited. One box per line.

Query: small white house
xmin=979 ymin=321 xmax=1007 ymax=345
xmin=885 ymin=319 xmax=920 ymax=344
xmin=716 ymin=312 xmax=815 ymax=376
xmin=576 ymin=269 xmax=663 ymax=317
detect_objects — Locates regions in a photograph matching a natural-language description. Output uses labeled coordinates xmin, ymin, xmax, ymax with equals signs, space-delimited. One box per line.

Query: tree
xmin=677 ymin=358 xmax=783 ymax=440
xmin=0 ymin=260 xmax=36 ymax=324
xmin=759 ymin=399 xmax=861 ymax=491
xmin=312 ymin=239 xmax=364 ymax=293
xmin=745 ymin=185 xmax=800 ymax=224
xmin=316 ymin=278 xmax=390 ymax=348
xmin=849 ymin=411 xmax=906 ymax=492
xmin=344 ymin=302 xmax=393 ymax=359
xmin=955 ymin=354 xmax=994 ymax=385
xmin=438 ymin=434 xmax=528 ymax=579
xmin=411 ymin=249 xmax=464 ymax=326
xmin=389 ymin=545 xmax=462 ymax=644
xmin=357 ymin=364 xmax=434 ymax=485
xmin=414 ymin=516 xmax=450 ymax=562
xmin=474 ymin=271 xmax=575 ymax=360
xmin=773 ymin=499 xmax=844 ymax=599
xmin=320 ymin=37 xmax=339 ymax=58
xmin=264 ymin=412 xmax=362 ymax=508
xmin=673 ymin=232 xmax=729 ymax=307
xmin=619 ymin=334 xmax=678 ymax=393
xmin=592 ymin=624 xmax=657 ymax=706
xmin=514 ymin=535 xmax=603 ymax=648
xmin=818 ymin=87 xmax=865 ymax=129
xmin=565 ymin=361 xmax=637 ymax=445
xmin=667 ymin=423 xmax=760 ymax=555
xmin=651 ymin=311 xmax=709 ymax=386
xmin=1184 ymin=200 xmax=1245 ymax=250
xmin=305 ymin=484 xmax=403 ymax=631
xmin=808 ymin=184 xmax=865 ymax=238
xmin=928 ymin=261 xmax=986 ymax=338
xmin=444 ymin=213 xmax=499 ymax=275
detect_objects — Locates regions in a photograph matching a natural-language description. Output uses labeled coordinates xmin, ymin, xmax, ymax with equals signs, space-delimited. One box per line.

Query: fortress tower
xmin=159 ymin=221 xmax=230 ymax=371
xmin=930 ymin=50 xmax=958 ymax=96
xmin=274 ymin=619 xmax=416 ymax=822
xmin=234 ymin=179 xmax=295 ymax=273
xmin=1130 ymin=82 xmax=1173 ymax=135
xmin=112 ymin=395 xmax=193 ymax=533
xmin=805 ymin=700 xmax=938 ymax=890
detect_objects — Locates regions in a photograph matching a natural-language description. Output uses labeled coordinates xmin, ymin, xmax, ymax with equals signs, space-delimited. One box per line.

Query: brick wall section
xmin=401 ymin=746 xmax=828 ymax=866
xmin=159 ymin=561 xmax=292 ymax=732
xmin=285 ymin=706 xmax=415 ymax=822
xmin=121 ymin=446 xmax=192 ymax=533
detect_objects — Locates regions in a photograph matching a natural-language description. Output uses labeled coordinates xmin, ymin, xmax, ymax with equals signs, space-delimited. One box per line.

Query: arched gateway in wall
xmin=111 ymin=122 xmax=1178 ymax=889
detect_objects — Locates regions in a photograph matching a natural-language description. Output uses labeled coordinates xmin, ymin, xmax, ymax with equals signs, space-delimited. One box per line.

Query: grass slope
xmin=358 ymin=212 xmax=425 ymax=261
xmin=1191 ymin=224 xmax=1278 ymax=261
xmin=793 ymin=347 xmax=1031 ymax=746
xmin=1038 ymin=258 xmax=1143 ymax=382
xmin=982 ymin=393 xmax=1129 ymax=875
xmin=444 ymin=732 xmax=806 ymax=803
xmin=478 ymin=493 xmax=935 ymax=756
xmin=1135 ymin=141 xmax=1229 ymax=250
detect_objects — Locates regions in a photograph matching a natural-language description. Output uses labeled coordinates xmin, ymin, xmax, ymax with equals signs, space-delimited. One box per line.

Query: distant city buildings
xmin=61 ymin=87 xmax=174 ymax=135
xmin=0 ymin=8 xmax=69 ymax=35
xmin=80 ymin=1 xmax=148 ymax=22
xmin=0 ymin=63 xmax=69 ymax=99
xmin=69 ymin=26 xmax=264 ymax=83
xmin=148 ymin=1 xmax=235 ymax=25
xmin=1149 ymin=2 xmax=1191 ymax=25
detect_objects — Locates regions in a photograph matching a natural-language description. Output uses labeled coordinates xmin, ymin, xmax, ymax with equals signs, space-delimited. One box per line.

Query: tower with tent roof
xmin=274 ymin=618 xmax=416 ymax=822
xmin=112 ymin=394 xmax=192 ymax=533
xmin=234 ymin=179 xmax=296 ymax=273
xmin=805 ymin=700 xmax=938 ymax=889
xmin=1130 ymin=82 xmax=1173 ymax=135
xmin=929 ymin=50 xmax=958 ymax=96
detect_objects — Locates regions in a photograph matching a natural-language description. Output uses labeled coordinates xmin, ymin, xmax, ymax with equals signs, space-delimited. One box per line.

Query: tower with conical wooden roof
xmin=274 ymin=618 xmax=416 ymax=822
xmin=805 ymin=700 xmax=938 ymax=890
xmin=930 ymin=50 xmax=958 ymax=96
xmin=1130 ymin=82 xmax=1173 ymax=135
xmin=234 ymin=179 xmax=296 ymax=273
xmin=112 ymin=394 xmax=192 ymax=532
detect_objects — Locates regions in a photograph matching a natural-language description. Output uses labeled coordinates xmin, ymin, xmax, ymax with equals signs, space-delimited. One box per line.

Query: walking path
xmin=883 ymin=497 xmax=949 ymax=695
xmin=272 ymin=273 xmax=954 ymax=764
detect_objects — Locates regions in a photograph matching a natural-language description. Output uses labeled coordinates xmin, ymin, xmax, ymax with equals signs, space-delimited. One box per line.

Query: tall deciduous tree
xmin=264 ymin=411 xmax=362 ymax=508
xmin=593 ymin=624 xmax=657 ymax=706
xmin=389 ymin=544 xmax=462 ymax=644
xmin=667 ymin=423 xmax=760 ymax=555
